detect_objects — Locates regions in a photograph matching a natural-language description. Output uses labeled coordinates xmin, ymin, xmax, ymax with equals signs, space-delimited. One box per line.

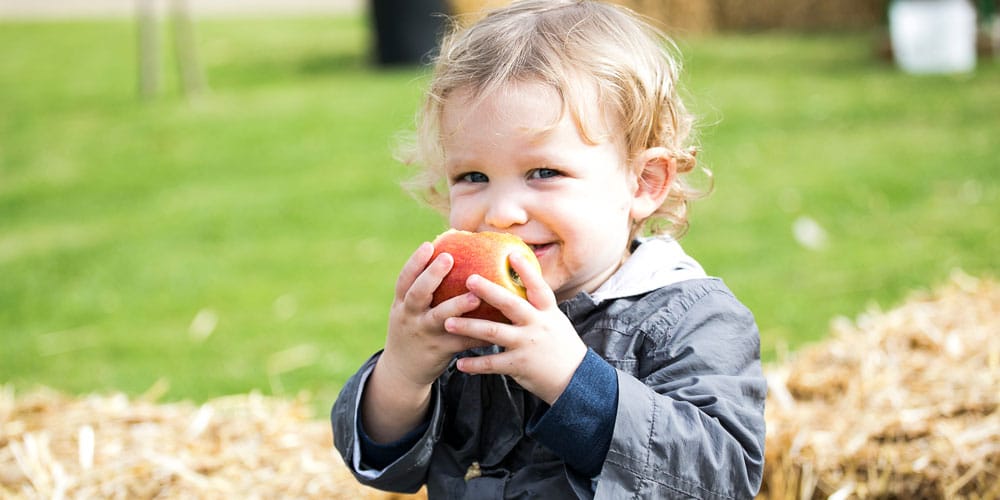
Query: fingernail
xmin=436 ymin=253 xmax=453 ymax=267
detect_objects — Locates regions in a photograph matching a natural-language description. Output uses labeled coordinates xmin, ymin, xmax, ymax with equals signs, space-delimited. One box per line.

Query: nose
xmin=483 ymin=192 xmax=528 ymax=230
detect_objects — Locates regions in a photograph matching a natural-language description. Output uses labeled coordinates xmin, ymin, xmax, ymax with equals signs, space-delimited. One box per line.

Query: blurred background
xmin=1 ymin=0 xmax=997 ymax=415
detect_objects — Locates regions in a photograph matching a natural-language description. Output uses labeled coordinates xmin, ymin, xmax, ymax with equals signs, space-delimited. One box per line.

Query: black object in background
xmin=370 ymin=0 xmax=450 ymax=66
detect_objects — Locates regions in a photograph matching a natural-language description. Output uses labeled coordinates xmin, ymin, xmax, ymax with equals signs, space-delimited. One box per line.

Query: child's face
xmin=440 ymin=81 xmax=641 ymax=302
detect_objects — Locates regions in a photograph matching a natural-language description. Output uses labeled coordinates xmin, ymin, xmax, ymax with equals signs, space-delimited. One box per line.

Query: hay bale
xmin=605 ymin=0 xmax=717 ymax=35
xmin=448 ymin=0 xmax=890 ymax=33
xmin=2 ymin=271 xmax=995 ymax=498
xmin=447 ymin=0 xmax=716 ymax=34
xmin=761 ymin=271 xmax=1000 ymax=499
xmin=0 ymin=387 xmax=424 ymax=499
xmin=713 ymin=0 xmax=889 ymax=32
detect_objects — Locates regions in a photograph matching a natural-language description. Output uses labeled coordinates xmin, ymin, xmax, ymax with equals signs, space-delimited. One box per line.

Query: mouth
xmin=528 ymin=242 xmax=554 ymax=259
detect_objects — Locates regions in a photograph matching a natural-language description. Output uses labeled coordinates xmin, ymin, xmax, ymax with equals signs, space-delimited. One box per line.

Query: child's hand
xmin=382 ymin=242 xmax=492 ymax=387
xmin=443 ymin=252 xmax=588 ymax=405
xmin=363 ymin=242 xmax=490 ymax=443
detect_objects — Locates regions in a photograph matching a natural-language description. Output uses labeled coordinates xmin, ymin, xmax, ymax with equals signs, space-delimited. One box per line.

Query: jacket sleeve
xmin=594 ymin=286 xmax=767 ymax=500
xmin=330 ymin=351 xmax=442 ymax=494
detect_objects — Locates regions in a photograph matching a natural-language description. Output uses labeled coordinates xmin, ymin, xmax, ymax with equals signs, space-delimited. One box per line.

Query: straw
xmin=0 ymin=387 xmax=423 ymax=499
xmin=760 ymin=271 xmax=999 ymax=499
xmin=3 ymin=271 xmax=995 ymax=498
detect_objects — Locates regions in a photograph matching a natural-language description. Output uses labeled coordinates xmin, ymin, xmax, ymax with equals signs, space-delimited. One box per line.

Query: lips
xmin=528 ymin=242 xmax=555 ymax=260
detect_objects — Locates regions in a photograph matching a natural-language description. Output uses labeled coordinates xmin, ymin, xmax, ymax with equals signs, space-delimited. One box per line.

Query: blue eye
xmin=530 ymin=168 xmax=561 ymax=179
xmin=458 ymin=172 xmax=489 ymax=183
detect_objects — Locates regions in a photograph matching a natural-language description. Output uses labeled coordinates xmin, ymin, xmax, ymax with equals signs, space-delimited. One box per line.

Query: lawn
xmin=1 ymin=15 xmax=997 ymax=415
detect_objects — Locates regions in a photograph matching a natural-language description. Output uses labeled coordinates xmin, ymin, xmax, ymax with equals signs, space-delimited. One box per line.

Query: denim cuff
xmin=527 ymin=348 xmax=619 ymax=477
xmin=358 ymin=416 xmax=430 ymax=471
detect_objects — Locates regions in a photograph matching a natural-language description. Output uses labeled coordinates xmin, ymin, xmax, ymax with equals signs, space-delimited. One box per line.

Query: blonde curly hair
xmin=401 ymin=0 xmax=710 ymax=239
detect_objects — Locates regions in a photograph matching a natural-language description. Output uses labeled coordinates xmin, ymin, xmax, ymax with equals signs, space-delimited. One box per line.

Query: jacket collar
xmin=559 ymin=236 xmax=706 ymax=320
xmin=591 ymin=236 xmax=706 ymax=303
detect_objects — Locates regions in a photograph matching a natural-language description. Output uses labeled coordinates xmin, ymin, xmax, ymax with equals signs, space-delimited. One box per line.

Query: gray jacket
xmin=332 ymin=237 xmax=766 ymax=499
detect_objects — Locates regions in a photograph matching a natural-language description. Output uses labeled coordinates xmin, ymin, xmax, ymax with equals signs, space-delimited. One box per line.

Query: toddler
xmin=332 ymin=1 xmax=766 ymax=498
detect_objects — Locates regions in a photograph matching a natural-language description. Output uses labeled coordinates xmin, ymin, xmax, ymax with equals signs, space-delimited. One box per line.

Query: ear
xmin=629 ymin=147 xmax=676 ymax=221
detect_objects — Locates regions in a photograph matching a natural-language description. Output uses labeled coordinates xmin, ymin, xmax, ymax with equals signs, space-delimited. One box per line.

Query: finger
xmin=510 ymin=252 xmax=557 ymax=310
xmin=455 ymin=350 xmax=514 ymax=376
xmin=429 ymin=310 xmax=493 ymax=354
xmin=464 ymin=274 xmax=529 ymax=323
xmin=444 ymin=315 xmax=514 ymax=348
xmin=432 ymin=321 xmax=493 ymax=355
xmin=403 ymin=252 xmax=454 ymax=313
xmin=394 ymin=242 xmax=435 ymax=300
xmin=428 ymin=292 xmax=481 ymax=324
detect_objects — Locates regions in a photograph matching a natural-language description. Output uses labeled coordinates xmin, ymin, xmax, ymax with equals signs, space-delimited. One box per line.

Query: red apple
xmin=429 ymin=229 xmax=541 ymax=323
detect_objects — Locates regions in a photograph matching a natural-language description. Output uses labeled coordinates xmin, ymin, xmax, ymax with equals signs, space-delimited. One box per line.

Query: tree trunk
xmin=170 ymin=0 xmax=208 ymax=97
xmin=136 ymin=0 xmax=160 ymax=99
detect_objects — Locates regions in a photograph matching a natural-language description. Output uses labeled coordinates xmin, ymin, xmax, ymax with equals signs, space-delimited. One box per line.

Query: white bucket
xmin=889 ymin=0 xmax=977 ymax=74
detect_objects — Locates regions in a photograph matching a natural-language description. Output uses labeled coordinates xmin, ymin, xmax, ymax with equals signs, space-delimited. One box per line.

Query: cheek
xmin=447 ymin=211 xmax=469 ymax=230
xmin=617 ymin=198 xmax=632 ymax=216
xmin=601 ymin=182 xmax=636 ymax=220
xmin=447 ymin=198 xmax=478 ymax=230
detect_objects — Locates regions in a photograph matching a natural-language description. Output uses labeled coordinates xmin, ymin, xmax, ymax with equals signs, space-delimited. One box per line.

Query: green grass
xmin=1 ymin=16 xmax=997 ymax=415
